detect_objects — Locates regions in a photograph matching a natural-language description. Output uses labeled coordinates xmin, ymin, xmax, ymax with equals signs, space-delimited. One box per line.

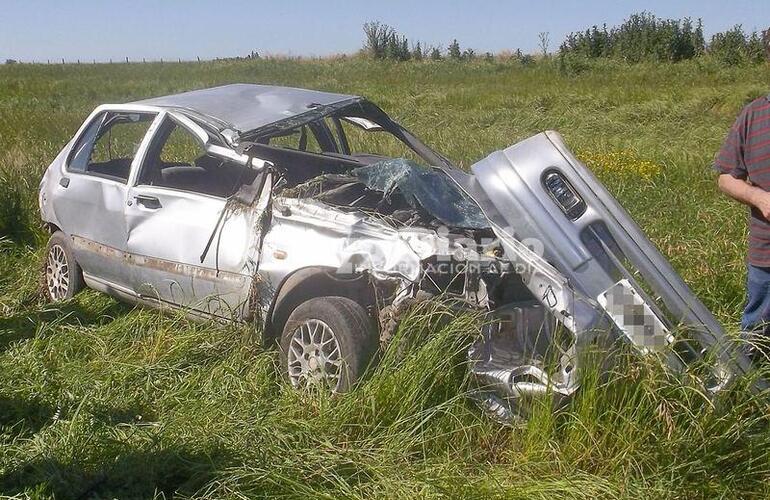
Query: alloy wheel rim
xmin=287 ymin=319 xmax=343 ymax=391
xmin=45 ymin=244 xmax=70 ymax=301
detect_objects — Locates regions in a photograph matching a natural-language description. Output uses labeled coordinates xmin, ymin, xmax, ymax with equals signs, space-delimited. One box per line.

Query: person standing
xmin=715 ymin=94 xmax=770 ymax=349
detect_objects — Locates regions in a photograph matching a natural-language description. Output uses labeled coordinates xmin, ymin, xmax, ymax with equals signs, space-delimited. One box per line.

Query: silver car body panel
xmin=470 ymin=131 xmax=727 ymax=346
xmin=462 ymin=131 xmax=751 ymax=417
xmin=131 ymin=84 xmax=358 ymax=140
xmin=40 ymin=103 xmax=270 ymax=319
xmin=123 ymin=111 xmax=264 ymax=317
xmin=254 ymin=196 xmax=474 ymax=313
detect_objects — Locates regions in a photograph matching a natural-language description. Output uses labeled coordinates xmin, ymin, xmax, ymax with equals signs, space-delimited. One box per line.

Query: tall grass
xmin=1 ymin=58 xmax=770 ymax=497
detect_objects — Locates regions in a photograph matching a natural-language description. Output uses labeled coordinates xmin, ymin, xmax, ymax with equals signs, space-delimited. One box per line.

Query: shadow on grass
xmin=0 ymin=395 xmax=55 ymax=435
xmin=91 ymin=401 xmax=158 ymax=426
xmin=0 ymin=447 xmax=231 ymax=499
xmin=0 ymin=299 xmax=131 ymax=351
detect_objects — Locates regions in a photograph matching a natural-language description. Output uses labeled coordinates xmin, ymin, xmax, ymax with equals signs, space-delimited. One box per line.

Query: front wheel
xmin=280 ymin=296 xmax=378 ymax=393
xmin=42 ymin=231 xmax=84 ymax=302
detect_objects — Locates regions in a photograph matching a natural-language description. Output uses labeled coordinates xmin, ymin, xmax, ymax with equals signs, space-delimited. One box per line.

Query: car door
xmin=124 ymin=112 xmax=264 ymax=319
xmin=50 ymin=107 xmax=159 ymax=288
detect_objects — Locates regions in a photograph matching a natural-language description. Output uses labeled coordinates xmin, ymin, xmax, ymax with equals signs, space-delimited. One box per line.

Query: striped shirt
xmin=714 ymin=94 xmax=770 ymax=267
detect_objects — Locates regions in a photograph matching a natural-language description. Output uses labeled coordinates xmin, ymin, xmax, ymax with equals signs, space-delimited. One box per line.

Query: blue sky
xmin=1 ymin=0 xmax=768 ymax=62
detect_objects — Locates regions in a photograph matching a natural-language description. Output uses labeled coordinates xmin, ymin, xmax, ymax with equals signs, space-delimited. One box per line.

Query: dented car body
xmin=39 ymin=84 xmax=751 ymax=420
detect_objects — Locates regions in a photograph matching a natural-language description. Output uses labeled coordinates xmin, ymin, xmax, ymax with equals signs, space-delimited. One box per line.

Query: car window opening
xmin=68 ymin=111 xmax=156 ymax=183
xmin=137 ymin=117 xmax=258 ymax=198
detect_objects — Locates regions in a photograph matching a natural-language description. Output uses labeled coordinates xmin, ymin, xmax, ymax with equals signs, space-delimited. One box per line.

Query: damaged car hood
xmin=262 ymin=197 xmax=473 ymax=283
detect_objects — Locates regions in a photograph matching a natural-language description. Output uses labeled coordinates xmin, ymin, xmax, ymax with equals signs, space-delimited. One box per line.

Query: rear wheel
xmin=42 ymin=231 xmax=83 ymax=302
xmin=280 ymin=296 xmax=377 ymax=392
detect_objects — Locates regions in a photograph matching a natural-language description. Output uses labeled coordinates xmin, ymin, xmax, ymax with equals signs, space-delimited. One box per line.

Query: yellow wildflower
xmin=576 ymin=149 xmax=661 ymax=181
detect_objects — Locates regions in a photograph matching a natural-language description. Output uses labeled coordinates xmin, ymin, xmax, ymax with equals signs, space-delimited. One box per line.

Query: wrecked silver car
xmin=38 ymin=84 xmax=752 ymax=421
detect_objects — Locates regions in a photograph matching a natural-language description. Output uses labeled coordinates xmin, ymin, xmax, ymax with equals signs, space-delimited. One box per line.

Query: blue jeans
xmin=741 ymin=264 xmax=770 ymax=335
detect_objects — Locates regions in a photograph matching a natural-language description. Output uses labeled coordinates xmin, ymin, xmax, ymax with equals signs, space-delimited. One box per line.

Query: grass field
xmin=1 ymin=57 xmax=770 ymax=498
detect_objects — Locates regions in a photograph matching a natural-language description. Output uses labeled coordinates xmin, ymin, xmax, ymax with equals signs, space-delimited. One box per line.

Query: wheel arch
xmin=264 ymin=266 xmax=378 ymax=344
xmin=43 ymin=222 xmax=62 ymax=234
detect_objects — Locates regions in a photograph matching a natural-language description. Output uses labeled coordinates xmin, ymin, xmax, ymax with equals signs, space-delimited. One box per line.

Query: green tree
xmin=362 ymin=21 xmax=411 ymax=61
xmin=763 ymin=28 xmax=770 ymax=61
xmin=710 ymin=25 xmax=750 ymax=66
xmin=412 ymin=41 xmax=423 ymax=61
xmin=747 ymin=31 xmax=766 ymax=64
xmin=362 ymin=21 xmax=390 ymax=59
xmin=448 ymin=39 xmax=462 ymax=60
xmin=694 ymin=18 xmax=706 ymax=56
xmin=558 ymin=12 xmax=712 ymax=63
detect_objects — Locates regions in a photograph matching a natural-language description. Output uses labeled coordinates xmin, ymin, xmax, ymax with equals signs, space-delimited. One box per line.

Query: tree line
xmin=362 ymin=13 xmax=770 ymax=66
xmin=361 ymin=22 xmax=513 ymax=63
xmin=560 ymin=12 xmax=767 ymax=65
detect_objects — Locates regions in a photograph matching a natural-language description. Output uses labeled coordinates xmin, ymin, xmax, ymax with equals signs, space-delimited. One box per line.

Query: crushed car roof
xmin=131 ymin=83 xmax=359 ymax=136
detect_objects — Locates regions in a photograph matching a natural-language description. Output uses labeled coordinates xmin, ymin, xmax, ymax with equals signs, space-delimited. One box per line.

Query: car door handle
xmin=135 ymin=195 xmax=162 ymax=209
xmin=59 ymin=177 xmax=70 ymax=188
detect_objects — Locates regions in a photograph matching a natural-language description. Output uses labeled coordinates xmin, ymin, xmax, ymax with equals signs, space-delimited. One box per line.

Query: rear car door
xmin=124 ymin=112 xmax=264 ymax=319
xmin=50 ymin=108 xmax=158 ymax=288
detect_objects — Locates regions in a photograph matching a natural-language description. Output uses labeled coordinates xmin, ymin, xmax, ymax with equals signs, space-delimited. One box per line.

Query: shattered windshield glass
xmin=353 ymin=158 xmax=489 ymax=229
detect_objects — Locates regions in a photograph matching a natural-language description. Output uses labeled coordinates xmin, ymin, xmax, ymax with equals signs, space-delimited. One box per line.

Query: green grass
xmin=2 ymin=57 xmax=770 ymax=498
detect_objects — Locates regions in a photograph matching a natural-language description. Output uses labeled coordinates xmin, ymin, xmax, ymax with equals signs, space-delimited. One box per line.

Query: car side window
xmin=160 ymin=121 xmax=206 ymax=166
xmin=267 ymin=125 xmax=325 ymax=153
xmin=68 ymin=113 xmax=105 ymax=173
xmin=68 ymin=111 xmax=156 ymax=182
xmin=137 ymin=118 xmax=258 ymax=198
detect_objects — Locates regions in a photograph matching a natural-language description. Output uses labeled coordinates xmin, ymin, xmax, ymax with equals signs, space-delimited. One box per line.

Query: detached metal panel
xmin=470 ymin=131 xmax=752 ymax=390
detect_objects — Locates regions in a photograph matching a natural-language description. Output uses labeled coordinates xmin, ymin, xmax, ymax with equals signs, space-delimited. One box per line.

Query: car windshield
xmin=352 ymin=159 xmax=489 ymax=229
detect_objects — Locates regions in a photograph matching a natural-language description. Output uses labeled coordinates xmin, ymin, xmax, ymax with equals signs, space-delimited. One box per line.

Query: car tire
xmin=41 ymin=231 xmax=84 ymax=302
xmin=280 ymin=296 xmax=378 ymax=393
